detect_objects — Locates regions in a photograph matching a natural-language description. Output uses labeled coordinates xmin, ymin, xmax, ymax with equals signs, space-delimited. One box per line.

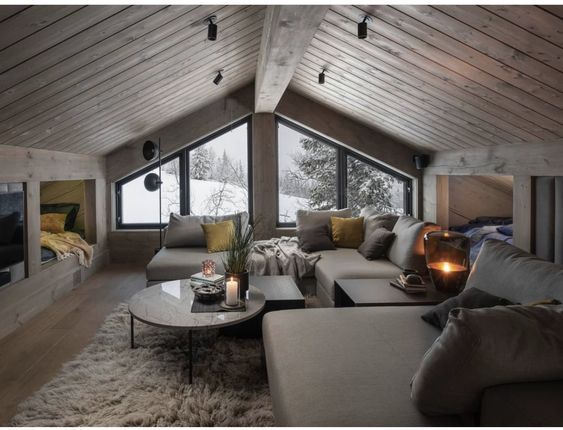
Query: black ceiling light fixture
xmin=206 ymin=15 xmax=217 ymax=41
xmin=213 ymin=69 xmax=223 ymax=85
xmin=358 ymin=15 xmax=372 ymax=39
xmin=318 ymin=68 xmax=326 ymax=84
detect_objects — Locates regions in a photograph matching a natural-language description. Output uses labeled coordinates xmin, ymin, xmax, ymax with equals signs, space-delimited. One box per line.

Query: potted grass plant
xmin=222 ymin=220 xmax=255 ymax=300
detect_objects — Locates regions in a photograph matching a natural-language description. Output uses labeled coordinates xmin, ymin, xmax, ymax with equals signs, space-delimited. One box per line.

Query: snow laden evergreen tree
xmin=190 ymin=146 xmax=212 ymax=180
xmin=346 ymin=157 xmax=395 ymax=215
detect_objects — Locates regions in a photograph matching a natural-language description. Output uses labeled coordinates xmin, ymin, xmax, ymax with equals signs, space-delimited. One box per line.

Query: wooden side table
xmin=334 ymin=278 xmax=458 ymax=307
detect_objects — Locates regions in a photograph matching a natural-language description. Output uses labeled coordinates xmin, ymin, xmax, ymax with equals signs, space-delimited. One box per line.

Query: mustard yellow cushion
xmin=201 ymin=220 xmax=235 ymax=253
xmin=41 ymin=213 xmax=67 ymax=234
xmin=331 ymin=216 xmax=364 ymax=248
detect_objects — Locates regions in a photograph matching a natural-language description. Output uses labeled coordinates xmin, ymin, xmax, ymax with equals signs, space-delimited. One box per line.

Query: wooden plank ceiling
xmin=290 ymin=5 xmax=563 ymax=152
xmin=0 ymin=5 xmax=264 ymax=155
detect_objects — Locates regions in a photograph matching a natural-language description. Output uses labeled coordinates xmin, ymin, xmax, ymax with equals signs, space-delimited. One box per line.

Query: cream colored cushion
xmin=40 ymin=213 xmax=67 ymax=233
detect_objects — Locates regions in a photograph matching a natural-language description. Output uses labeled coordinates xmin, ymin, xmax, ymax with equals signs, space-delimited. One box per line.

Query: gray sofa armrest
xmin=480 ymin=381 xmax=563 ymax=426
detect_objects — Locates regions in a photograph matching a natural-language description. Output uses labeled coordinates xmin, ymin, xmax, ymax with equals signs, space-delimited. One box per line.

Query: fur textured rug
xmin=11 ymin=304 xmax=274 ymax=426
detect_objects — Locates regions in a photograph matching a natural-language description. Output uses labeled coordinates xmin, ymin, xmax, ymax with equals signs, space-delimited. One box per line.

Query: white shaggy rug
xmin=11 ymin=304 xmax=274 ymax=426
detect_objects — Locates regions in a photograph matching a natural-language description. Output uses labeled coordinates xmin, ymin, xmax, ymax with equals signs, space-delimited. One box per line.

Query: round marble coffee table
xmin=128 ymin=279 xmax=265 ymax=383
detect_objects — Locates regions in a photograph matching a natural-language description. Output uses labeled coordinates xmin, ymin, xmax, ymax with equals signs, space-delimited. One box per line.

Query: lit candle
xmin=225 ymin=277 xmax=239 ymax=306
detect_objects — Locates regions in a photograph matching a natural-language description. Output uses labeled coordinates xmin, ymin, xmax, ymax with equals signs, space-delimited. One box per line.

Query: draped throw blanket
xmin=249 ymin=236 xmax=320 ymax=281
xmin=40 ymin=231 xmax=94 ymax=267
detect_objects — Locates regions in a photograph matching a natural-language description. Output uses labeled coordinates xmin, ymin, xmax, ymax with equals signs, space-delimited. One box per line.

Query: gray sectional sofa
xmin=263 ymin=240 xmax=563 ymax=426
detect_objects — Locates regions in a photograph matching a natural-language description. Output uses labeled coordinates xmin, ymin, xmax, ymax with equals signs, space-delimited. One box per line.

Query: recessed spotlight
xmin=318 ymin=68 xmax=326 ymax=85
xmin=213 ymin=69 xmax=223 ymax=85
xmin=206 ymin=15 xmax=217 ymax=41
xmin=358 ymin=15 xmax=372 ymax=39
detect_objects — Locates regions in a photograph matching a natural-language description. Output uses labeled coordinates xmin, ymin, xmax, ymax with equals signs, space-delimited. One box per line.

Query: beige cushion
xmin=263 ymin=307 xmax=458 ymax=426
xmin=164 ymin=212 xmax=248 ymax=248
xmin=315 ymin=248 xmax=402 ymax=299
xmin=146 ymin=247 xmax=225 ymax=281
xmin=411 ymin=305 xmax=563 ymax=416
xmin=387 ymin=216 xmax=439 ymax=273
xmin=296 ymin=208 xmax=351 ymax=230
xmin=466 ymin=239 xmax=563 ymax=304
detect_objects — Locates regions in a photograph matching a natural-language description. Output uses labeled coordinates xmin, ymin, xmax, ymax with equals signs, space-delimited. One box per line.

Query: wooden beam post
xmin=513 ymin=175 xmax=535 ymax=252
xmin=255 ymin=5 xmax=329 ymax=113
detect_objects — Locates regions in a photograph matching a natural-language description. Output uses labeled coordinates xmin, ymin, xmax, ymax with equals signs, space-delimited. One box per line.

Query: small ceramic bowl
xmin=192 ymin=284 xmax=224 ymax=303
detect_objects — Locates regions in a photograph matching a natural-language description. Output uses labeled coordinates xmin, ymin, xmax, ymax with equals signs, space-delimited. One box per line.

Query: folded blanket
xmin=40 ymin=231 xmax=94 ymax=267
xmin=250 ymin=236 xmax=321 ymax=281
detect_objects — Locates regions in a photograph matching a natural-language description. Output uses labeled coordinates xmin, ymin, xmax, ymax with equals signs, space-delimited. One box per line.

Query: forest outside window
xmin=116 ymin=118 xmax=251 ymax=229
xmin=277 ymin=118 xmax=411 ymax=226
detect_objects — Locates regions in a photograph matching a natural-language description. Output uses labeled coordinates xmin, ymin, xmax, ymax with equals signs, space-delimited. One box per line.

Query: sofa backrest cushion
xmin=466 ymin=240 xmax=563 ymax=303
xmin=164 ymin=212 xmax=249 ymax=248
xmin=411 ymin=305 xmax=563 ymax=416
xmin=363 ymin=214 xmax=400 ymax=238
xmin=387 ymin=216 xmax=439 ymax=273
xmin=296 ymin=208 xmax=351 ymax=231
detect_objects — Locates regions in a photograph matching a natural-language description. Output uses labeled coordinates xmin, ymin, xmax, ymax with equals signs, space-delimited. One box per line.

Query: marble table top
xmin=128 ymin=279 xmax=265 ymax=330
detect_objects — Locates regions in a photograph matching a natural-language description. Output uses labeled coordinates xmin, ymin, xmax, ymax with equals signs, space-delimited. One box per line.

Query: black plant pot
xmin=225 ymin=271 xmax=249 ymax=301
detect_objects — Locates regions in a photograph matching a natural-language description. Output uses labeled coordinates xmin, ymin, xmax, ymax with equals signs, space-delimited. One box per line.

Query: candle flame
xmin=442 ymin=262 xmax=451 ymax=273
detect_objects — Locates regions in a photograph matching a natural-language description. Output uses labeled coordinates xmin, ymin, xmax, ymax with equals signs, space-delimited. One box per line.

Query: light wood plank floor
xmin=0 ymin=264 xmax=146 ymax=425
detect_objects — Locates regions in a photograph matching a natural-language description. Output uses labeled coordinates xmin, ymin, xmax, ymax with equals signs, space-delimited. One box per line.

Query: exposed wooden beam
xmin=255 ymin=5 xmax=328 ymax=113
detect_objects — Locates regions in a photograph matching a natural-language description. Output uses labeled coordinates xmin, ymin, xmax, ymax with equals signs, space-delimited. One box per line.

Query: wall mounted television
xmin=0 ymin=183 xmax=25 ymax=288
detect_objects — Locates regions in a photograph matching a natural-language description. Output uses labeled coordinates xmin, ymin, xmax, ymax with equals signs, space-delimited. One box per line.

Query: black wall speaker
xmin=413 ymin=154 xmax=429 ymax=170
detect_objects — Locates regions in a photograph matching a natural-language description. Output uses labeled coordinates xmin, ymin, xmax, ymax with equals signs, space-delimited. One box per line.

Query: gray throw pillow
xmin=386 ymin=215 xmax=439 ymax=274
xmin=298 ymin=224 xmax=336 ymax=253
xmin=421 ymin=287 xmax=513 ymax=329
xmin=358 ymin=228 xmax=395 ymax=260
xmin=411 ymin=305 xmax=563 ymax=416
xmin=363 ymin=214 xmax=399 ymax=238
xmin=296 ymin=208 xmax=351 ymax=231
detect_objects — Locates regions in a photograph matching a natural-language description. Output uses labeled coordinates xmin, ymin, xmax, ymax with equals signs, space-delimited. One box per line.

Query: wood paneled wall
xmin=0 ymin=144 xmax=108 ymax=340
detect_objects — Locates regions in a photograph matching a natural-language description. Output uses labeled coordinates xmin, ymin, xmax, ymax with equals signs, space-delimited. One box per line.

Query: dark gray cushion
xmin=466 ymin=240 xmax=563 ymax=304
xmin=411 ymin=305 xmax=563 ymax=416
xmin=362 ymin=213 xmax=399 ymax=238
xmin=387 ymin=216 xmax=439 ymax=274
xmin=421 ymin=287 xmax=513 ymax=329
xmin=0 ymin=212 xmax=19 ymax=244
xmin=358 ymin=228 xmax=395 ymax=260
xmin=298 ymin=224 xmax=336 ymax=253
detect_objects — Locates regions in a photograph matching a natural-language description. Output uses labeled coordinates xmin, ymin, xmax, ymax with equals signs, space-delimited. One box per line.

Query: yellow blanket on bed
xmin=40 ymin=231 xmax=94 ymax=267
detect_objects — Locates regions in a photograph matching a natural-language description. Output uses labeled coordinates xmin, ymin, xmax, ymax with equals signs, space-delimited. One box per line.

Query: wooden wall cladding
xmin=0 ymin=5 xmax=264 ymax=155
xmin=290 ymin=5 xmax=563 ymax=153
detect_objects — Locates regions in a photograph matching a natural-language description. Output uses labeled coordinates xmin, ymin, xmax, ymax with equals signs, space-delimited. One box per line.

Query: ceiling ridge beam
xmin=255 ymin=5 xmax=328 ymax=113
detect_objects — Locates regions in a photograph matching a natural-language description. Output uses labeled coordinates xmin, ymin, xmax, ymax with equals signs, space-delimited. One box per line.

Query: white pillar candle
xmin=225 ymin=278 xmax=239 ymax=306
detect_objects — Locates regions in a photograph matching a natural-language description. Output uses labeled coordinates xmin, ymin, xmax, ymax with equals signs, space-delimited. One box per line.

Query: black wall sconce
xmin=413 ymin=154 xmax=430 ymax=170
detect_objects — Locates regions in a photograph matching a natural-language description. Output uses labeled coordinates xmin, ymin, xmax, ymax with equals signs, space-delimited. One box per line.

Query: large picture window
xmin=277 ymin=118 xmax=411 ymax=225
xmin=116 ymin=118 xmax=251 ymax=229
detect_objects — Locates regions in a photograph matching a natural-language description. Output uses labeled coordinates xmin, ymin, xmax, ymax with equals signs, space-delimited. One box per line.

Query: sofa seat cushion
xmin=263 ymin=307 xmax=459 ymax=426
xmin=315 ymin=248 xmax=402 ymax=300
xmin=146 ymin=247 xmax=225 ymax=281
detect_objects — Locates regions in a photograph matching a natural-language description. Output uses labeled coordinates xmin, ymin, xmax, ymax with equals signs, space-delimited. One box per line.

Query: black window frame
xmin=275 ymin=116 xmax=412 ymax=227
xmin=115 ymin=116 xmax=253 ymax=230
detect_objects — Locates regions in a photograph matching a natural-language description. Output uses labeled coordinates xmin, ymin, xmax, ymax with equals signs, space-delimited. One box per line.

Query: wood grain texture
xmin=255 ymin=5 xmax=328 ymax=113
xmin=290 ymin=5 xmax=563 ymax=153
xmin=513 ymin=175 xmax=534 ymax=252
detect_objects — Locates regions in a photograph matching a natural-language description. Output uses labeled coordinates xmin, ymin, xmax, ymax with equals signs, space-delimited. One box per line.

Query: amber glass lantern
xmin=424 ymin=231 xmax=470 ymax=293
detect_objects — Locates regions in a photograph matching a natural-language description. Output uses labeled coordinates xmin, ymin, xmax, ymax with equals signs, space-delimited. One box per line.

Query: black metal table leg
xmin=130 ymin=313 xmax=135 ymax=349
xmin=188 ymin=330 xmax=193 ymax=384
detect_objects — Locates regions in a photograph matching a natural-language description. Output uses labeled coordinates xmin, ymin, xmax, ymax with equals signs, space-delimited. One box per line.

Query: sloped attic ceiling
xmin=0 ymin=5 xmax=264 ymax=155
xmin=290 ymin=5 xmax=563 ymax=152
xmin=0 ymin=5 xmax=561 ymax=156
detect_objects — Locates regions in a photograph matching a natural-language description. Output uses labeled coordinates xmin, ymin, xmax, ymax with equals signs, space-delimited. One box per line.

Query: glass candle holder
xmin=201 ymin=259 xmax=216 ymax=278
xmin=424 ymin=230 xmax=470 ymax=293
xmin=225 ymin=277 xmax=239 ymax=306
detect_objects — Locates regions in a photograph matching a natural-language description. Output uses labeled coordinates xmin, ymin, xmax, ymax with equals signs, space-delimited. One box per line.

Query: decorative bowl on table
xmin=191 ymin=283 xmax=224 ymax=303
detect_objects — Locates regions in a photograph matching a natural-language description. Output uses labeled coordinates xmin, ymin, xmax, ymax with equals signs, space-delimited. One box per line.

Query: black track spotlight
xmin=206 ymin=15 xmax=217 ymax=41
xmin=318 ymin=68 xmax=326 ymax=85
xmin=358 ymin=15 xmax=372 ymax=39
xmin=213 ymin=69 xmax=223 ymax=85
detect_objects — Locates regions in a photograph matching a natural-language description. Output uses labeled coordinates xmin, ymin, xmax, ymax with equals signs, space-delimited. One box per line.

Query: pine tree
xmin=190 ymin=146 xmax=212 ymax=180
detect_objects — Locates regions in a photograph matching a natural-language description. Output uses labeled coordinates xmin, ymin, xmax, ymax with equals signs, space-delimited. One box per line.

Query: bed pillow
xmin=296 ymin=208 xmax=351 ymax=231
xmin=298 ymin=224 xmax=336 ymax=253
xmin=387 ymin=216 xmax=439 ymax=274
xmin=421 ymin=287 xmax=513 ymax=329
xmin=0 ymin=212 xmax=19 ymax=244
xmin=496 ymin=224 xmax=513 ymax=236
xmin=411 ymin=305 xmax=563 ymax=416
xmin=331 ymin=216 xmax=364 ymax=248
xmin=41 ymin=213 xmax=67 ymax=234
xmin=201 ymin=220 xmax=235 ymax=253
xmin=358 ymin=228 xmax=395 ymax=260
xmin=40 ymin=203 xmax=80 ymax=231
